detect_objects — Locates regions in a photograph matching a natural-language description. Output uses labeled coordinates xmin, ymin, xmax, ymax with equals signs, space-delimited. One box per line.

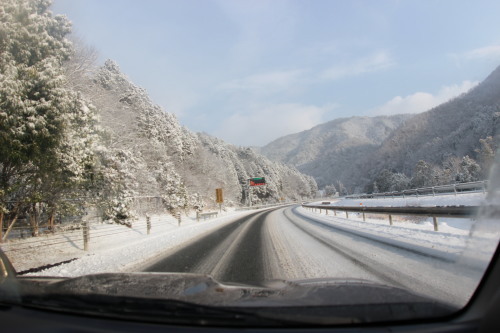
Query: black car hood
xmin=14 ymin=272 xmax=448 ymax=307
xmin=2 ymin=272 xmax=458 ymax=326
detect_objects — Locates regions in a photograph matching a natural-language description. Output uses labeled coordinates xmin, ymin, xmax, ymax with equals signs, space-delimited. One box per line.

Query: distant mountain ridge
xmin=260 ymin=114 xmax=413 ymax=189
xmin=260 ymin=65 xmax=500 ymax=192
xmin=362 ymin=65 xmax=500 ymax=186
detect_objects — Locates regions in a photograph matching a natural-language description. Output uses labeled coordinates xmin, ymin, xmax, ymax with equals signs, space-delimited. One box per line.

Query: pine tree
xmin=0 ymin=0 xmax=97 ymax=237
xmin=455 ymin=156 xmax=481 ymax=183
xmin=475 ymin=136 xmax=496 ymax=179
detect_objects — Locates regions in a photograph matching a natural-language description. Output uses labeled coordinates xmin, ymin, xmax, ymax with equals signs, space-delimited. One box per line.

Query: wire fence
xmin=0 ymin=196 xmax=218 ymax=256
xmin=0 ymin=212 xmax=200 ymax=256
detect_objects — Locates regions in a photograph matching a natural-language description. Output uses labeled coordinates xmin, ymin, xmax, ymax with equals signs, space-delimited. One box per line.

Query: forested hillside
xmin=261 ymin=67 xmax=499 ymax=194
xmin=0 ymin=0 xmax=317 ymax=236
xmin=361 ymin=66 xmax=500 ymax=191
xmin=260 ymin=115 xmax=412 ymax=191
xmin=86 ymin=60 xmax=317 ymax=208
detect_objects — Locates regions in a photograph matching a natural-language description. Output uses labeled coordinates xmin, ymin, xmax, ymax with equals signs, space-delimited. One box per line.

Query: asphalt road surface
xmin=143 ymin=206 xmax=485 ymax=306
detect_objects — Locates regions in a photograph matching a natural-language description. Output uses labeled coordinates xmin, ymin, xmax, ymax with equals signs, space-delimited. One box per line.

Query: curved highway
xmin=143 ymin=205 xmax=483 ymax=306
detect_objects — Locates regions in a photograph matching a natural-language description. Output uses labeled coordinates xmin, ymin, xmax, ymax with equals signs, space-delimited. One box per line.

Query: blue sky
xmin=52 ymin=0 xmax=500 ymax=146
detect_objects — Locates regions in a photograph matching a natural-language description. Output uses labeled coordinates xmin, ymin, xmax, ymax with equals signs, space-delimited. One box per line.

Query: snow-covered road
xmin=140 ymin=206 xmax=489 ymax=307
xmin=4 ymin=199 xmax=495 ymax=309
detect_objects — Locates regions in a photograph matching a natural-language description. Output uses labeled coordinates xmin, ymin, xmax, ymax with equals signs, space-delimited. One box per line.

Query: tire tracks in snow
xmin=143 ymin=209 xmax=276 ymax=286
xmin=283 ymin=206 xmax=479 ymax=306
xmin=293 ymin=207 xmax=457 ymax=263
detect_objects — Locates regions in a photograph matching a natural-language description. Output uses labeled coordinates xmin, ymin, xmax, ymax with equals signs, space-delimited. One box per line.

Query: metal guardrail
xmin=302 ymin=204 xmax=481 ymax=231
xmin=236 ymin=202 xmax=298 ymax=211
xmin=303 ymin=204 xmax=479 ymax=217
xmin=345 ymin=180 xmax=488 ymax=200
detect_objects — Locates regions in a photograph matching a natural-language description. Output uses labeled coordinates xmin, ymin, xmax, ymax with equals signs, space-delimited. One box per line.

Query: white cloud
xmin=369 ymin=80 xmax=478 ymax=116
xmin=322 ymin=51 xmax=395 ymax=80
xmin=214 ymin=103 xmax=336 ymax=146
xmin=463 ymin=45 xmax=500 ymax=60
xmin=450 ymin=44 xmax=500 ymax=67
xmin=218 ymin=69 xmax=306 ymax=94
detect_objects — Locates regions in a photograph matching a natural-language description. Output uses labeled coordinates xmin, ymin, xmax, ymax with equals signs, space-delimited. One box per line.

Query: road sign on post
xmin=215 ymin=188 xmax=223 ymax=203
xmin=249 ymin=177 xmax=266 ymax=186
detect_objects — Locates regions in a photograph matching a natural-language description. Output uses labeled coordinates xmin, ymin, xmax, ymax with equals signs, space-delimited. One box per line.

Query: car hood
xmin=12 ymin=272 xmax=447 ymax=306
xmin=2 ymin=272 xmax=457 ymax=325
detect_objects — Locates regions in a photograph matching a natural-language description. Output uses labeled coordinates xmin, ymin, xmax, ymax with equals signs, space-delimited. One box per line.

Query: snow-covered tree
xmin=475 ymin=136 xmax=497 ymax=179
xmin=0 ymin=0 xmax=97 ymax=236
xmin=323 ymin=185 xmax=337 ymax=197
xmin=455 ymin=155 xmax=481 ymax=183
xmin=335 ymin=181 xmax=348 ymax=196
xmin=411 ymin=160 xmax=434 ymax=188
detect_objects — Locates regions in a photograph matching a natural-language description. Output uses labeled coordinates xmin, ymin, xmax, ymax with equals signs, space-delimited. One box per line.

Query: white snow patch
xmin=1 ymin=209 xmax=256 ymax=277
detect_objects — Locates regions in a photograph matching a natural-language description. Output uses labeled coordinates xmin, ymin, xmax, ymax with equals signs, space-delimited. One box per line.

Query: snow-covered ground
xmin=303 ymin=191 xmax=497 ymax=269
xmin=1 ymin=192 xmax=496 ymax=283
xmin=297 ymin=206 xmax=473 ymax=261
xmin=1 ymin=209 xmax=255 ymax=276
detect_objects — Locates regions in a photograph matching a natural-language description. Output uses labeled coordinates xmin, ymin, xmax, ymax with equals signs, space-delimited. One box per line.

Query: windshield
xmin=1 ymin=0 xmax=499 ymax=328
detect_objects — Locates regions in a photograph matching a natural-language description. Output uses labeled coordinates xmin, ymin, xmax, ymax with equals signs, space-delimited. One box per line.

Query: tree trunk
xmin=0 ymin=211 xmax=3 ymax=243
xmin=47 ymin=206 xmax=56 ymax=231
xmin=30 ymin=203 xmax=39 ymax=237
xmin=2 ymin=209 xmax=20 ymax=242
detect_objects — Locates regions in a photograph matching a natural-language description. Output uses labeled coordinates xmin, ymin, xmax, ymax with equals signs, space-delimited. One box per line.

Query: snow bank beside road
xmin=2 ymin=209 xmax=255 ymax=277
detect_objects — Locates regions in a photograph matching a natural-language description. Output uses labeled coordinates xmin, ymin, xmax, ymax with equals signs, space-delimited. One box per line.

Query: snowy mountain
xmin=363 ymin=65 xmax=500 ymax=185
xmin=260 ymin=65 xmax=500 ymax=193
xmin=84 ymin=60 xmax=317 ymax=210
xmin=260 ymin=115 xmax=412 ymax=190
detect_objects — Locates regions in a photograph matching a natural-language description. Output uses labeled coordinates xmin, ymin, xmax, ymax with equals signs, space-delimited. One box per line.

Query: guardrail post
xmin=146 ymin=215 xmax=151 ymax=235
xmin=362 ymin=212 xmax=366 ymax=222
xmin=345 ymin=211 xmax=349 ymax=219
xmin=325 ymin=210 xmax=328 ymax=215
xmin=433 ymin=216 xmax=439 ymax=231
xmin=453 ymin=184 xmax=457 ymax=196
xmin=388 ymin=214 xmax=393 ymax=226
xmin=177 ymin=212 xmax=181 ymax=226
xmin=196 ymin=211 xmax=200 ymax=222
xmin=83 ymin=221 xmax=89 ymax=251
xmin=334 ymin=210 xmax=336 ymax=216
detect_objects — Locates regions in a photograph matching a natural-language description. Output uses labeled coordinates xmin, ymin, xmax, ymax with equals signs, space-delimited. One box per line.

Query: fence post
xmin=0 ymin=212 xmax=3 ymax=243
xmin=177 ymin=212 xmax=181 ymax=226
xmin=83 ymin=221 xmax=89 ymax=251
xmin=196 ymin=211 xmax=199 ymax=222
xmin=433 ymin=216 xmax=439 ymax=231
xmin=388 ymin=214 xmax=393 ymax=226
xmin=146 ymin=215 xmax=151 ymax=235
